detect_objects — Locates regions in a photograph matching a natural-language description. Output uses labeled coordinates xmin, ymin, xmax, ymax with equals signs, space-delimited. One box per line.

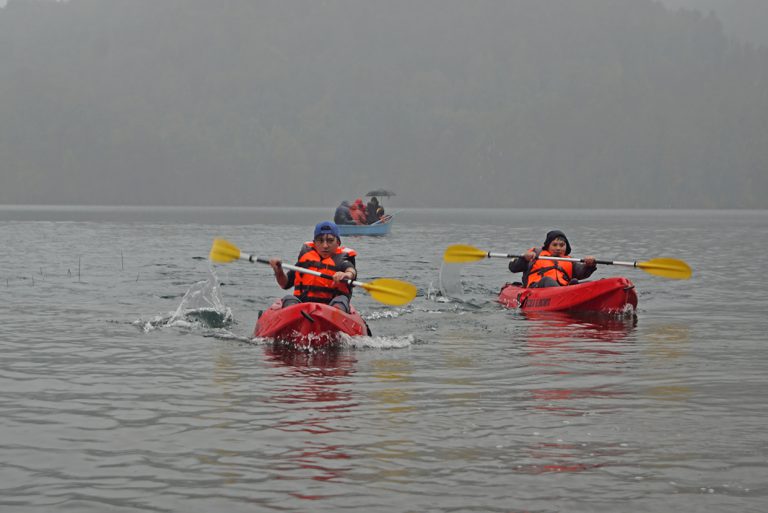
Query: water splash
xmin=169 ymin=267 xmax=232 ymax=326
xmin=136 ymin=266 xmax=233 ymax=332
xmin=438 ymin=261 xmax=465 ymax=299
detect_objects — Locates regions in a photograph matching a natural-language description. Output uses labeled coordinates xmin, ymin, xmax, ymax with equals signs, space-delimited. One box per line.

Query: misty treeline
xmin=1 ymin=0 xmax=766 ymax=208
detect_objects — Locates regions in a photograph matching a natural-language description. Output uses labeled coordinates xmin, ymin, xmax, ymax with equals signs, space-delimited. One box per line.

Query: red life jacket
xmin=293 ymin=242 xmax=357 ymax=302
xmin=525 ymin=248 xmax=573 ymax=287
xmin=350 ymin=205 xmax=367 ymax=224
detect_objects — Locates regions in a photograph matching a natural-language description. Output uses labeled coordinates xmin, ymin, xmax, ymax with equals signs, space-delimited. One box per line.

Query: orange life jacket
xmin=293 ymin=242 xmax=357 ymax=302
xmin=525 ymin=248 xmax=573 ymax=287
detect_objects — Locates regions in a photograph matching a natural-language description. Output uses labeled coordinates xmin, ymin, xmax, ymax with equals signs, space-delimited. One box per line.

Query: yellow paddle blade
xmin=443 ymin=244 xmax=488 ymax=263
xmin=637 ymin=258 xmax=692 ymax=280
xmin=209 ymin=238 xmax=241 ymax=263
xmin=359 ymin=278 xmax=418 ymax=306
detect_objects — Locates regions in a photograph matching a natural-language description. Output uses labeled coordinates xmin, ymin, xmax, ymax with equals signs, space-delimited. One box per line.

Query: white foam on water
xmin=363 ymin=308 xmax=412 ymax=320
xmin=338 ymin=333 xmax=415 ymax=349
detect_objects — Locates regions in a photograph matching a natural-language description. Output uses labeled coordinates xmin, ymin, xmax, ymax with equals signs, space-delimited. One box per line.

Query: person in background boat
xmin=347 ymin=202 xmax=361 ymax=224
xmin=334 ymin=201 xmax=354 ymax=225
xmin=350 ymin=198 xmax=368 ymax=225
xmin=508 ymin=230 xmax=597 ymax=288
xmin=366 ymin=196 xmax=381 ymax=224
xmin=268 ymin=221 xmax=357 ymax=312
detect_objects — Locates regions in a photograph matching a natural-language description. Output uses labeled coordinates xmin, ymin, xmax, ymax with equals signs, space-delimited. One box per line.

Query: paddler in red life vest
xmin=508 ymin=230 xmax=597 ymax=288
xmin=268 ymin=221 xmax=357 ymax=312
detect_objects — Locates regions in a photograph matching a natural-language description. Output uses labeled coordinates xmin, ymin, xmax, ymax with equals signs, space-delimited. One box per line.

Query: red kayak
xmin=254 ymin=299 xmax=369 ymax=348
xmin=498 ymin=277 xmax=637 ymax=315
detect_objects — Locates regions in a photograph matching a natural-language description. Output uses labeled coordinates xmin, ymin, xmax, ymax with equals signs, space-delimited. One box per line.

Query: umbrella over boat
xmin=365 ymin=189 xmax=396 ymax=198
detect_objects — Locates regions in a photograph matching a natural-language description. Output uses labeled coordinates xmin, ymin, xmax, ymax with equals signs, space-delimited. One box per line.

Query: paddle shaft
xmin=370 ymin=215 xmax=390 ymax=226
xmin=241 ymin=253 xmax=364 ymax=288
xmin=487 ymin=252 xmax=637 ymax=268
xmin=371 ymin=209 xmax=400 ymax=225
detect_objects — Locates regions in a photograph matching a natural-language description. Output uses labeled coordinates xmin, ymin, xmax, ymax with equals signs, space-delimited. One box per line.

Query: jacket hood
xmin=542 ymin=230 xmax=571 ymax=254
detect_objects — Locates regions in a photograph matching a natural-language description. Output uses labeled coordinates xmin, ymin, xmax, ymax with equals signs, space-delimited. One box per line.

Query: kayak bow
xmin=254 ymin=299 xmax=369 ymax=348
xmin=498 ymin=277 xmax=638 ymax=315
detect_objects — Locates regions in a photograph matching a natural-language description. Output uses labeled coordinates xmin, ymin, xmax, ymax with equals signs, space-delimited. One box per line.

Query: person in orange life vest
xmin=268 ymin=221 xmax=357 ymax=312
xmin=508 ymin=230 xmax=597 ymax=288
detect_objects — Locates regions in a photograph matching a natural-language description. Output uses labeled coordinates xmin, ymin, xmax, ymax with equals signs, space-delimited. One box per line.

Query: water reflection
xmin=523 ymin=311 xmax=637 ymax=343
xmin=522 ymin=311 xmax=636 ymax=375
xmin=263 ymin=345 xmax=357 ymax=495
xmin=524 ymin=442 xmax=606 ymax=474
xmin=370 ymin=358 xmax=415 ymax=415
xmin=264 ymin=346 xmax=358 ymax=415
xmin=642 ymin=323 xmax=693 ymax=402
xmin=644 ymin=323 xmax=691 ymax=360
xmin=519 ymin=312 xmax=636 ymax=473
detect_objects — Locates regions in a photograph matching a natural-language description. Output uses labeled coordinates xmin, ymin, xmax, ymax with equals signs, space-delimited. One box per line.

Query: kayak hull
xmin=254 ymin=300 xmax=368 ymax=348
xmin=498 ymin=277 xmax=637 ymax=315
xmin=337 ymin=218 xmax=392 ymax=236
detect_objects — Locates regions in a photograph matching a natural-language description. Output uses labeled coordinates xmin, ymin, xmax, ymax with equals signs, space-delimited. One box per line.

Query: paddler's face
xmin=314 ymin=235 xmax=339 ymax=258
xmin=548 ymin=238 xmax=567 ymax=256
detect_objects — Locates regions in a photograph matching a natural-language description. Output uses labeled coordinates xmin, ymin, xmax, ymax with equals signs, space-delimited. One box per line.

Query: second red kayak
xmin=253 ymin=299 xmax=369 ymax=348
xmin=498 ymin=277 xmax=637 ymax=315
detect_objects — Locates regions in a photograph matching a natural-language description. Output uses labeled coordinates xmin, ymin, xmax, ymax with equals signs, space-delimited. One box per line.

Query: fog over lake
xmin=1 ymin=0 xmax=766 ymax=208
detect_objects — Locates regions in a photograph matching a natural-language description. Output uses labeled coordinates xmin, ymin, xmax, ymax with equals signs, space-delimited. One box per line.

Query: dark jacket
xmin=334 ymin=201 xmax=354 ymax=225
xmin=366 ymin=198 xmax=380 ymax=224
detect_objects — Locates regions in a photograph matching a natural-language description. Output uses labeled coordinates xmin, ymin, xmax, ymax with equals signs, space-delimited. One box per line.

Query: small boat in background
xmin=338 ymin=214 xmax=393 ymax=236
xmin=336 ymin=189 xmax=396 ymax=236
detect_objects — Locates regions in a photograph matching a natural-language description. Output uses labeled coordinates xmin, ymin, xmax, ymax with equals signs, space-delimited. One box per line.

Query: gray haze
xmin=659 ymin=0 xmax=768 ymax=47
xmin=1 ymin=0 xmax=767 ymax=208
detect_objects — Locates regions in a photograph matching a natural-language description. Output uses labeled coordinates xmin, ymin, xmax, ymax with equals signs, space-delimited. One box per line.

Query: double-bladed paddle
xmin=443 ymin=243 xmax=692 ymax=280
xmin=209 ymin=238 xmax=417 ymax=306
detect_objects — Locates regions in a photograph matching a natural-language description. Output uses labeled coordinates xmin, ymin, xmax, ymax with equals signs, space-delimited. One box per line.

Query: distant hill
xmin=1 ymin=0 xmax=766 ymax=208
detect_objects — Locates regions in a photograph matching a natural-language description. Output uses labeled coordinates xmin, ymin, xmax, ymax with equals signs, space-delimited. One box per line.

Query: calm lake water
xmin=1 ymin=206 xmax=766 ymax=512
